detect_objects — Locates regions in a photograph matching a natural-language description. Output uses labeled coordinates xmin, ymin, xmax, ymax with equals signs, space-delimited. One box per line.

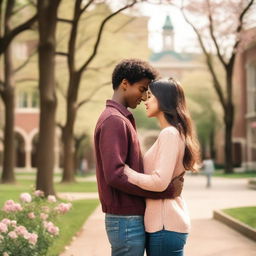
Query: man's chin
xmin=129 ymin=103 xmax=139 ymax=109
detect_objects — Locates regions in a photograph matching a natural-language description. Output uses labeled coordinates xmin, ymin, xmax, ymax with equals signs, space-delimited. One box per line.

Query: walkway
xmin=60 ymin=175 xmax=256 ymax=256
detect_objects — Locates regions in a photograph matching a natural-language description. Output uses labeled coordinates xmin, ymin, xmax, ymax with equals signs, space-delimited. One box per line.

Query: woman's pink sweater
xmin=124 ymin=126 xmax=191 ymax=233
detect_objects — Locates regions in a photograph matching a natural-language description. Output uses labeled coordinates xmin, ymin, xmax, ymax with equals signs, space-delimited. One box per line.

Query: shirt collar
xmin=106 ymin=99 xmax=136 ymax=129
xmin=106 ymin=99 xmax=132 ymax=118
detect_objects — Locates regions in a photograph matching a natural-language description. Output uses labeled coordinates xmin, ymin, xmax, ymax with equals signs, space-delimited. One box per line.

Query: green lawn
xmin=223 ymin=206 xmax=256 ymax=229
xmin=0 ymin=179 xmax=98 ymax=206
xmin=213 ymin=170 xmax=256 ymax=178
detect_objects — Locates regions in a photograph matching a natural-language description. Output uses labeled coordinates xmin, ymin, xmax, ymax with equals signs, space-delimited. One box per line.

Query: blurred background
xmin=0 ymin=1 xmax=255 ymax=255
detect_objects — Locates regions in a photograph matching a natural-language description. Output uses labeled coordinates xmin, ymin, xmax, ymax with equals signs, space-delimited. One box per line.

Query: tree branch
xmin=80 ymin=0 xmax=94 ymax=14
xmin=67 ymin=0 xmax=83 ymax=74
xmin=56 ymin=51 xmax=69 ymax=57
xmin=228 ymin=0 xmax=255 ymax=68
xmin=0 ymin=13 xmax=37 ymax=54
xmin=57 ymin=18 xmax=73 ymax=24
xmin=206 ymin=0 xmax=227 ymax=68
xmin=76 ymin=81 xmax=110 ymax=110
xmin=78 ymin=0 xmax=137 ymax=74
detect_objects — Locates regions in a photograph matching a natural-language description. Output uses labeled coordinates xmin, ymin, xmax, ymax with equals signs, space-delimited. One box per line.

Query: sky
xmin=138 ymin=2 xmax=198 ymax=53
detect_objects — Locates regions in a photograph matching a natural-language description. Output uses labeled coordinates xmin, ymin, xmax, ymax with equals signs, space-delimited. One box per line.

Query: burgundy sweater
xmin=94 ymin=100 xmax=176 ymax=215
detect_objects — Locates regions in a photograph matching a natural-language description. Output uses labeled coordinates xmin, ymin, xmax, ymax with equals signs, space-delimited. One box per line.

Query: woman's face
xmin=145 ymin=90 xmax=160 ymax=117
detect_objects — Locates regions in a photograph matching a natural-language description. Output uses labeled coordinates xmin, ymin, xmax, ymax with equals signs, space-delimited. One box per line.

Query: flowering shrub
xmin=0 ymin=191 xmax=72 ymax=256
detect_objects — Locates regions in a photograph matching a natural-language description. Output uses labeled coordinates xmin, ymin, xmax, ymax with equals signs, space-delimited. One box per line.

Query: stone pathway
xmin=60 ymin=174 xmax=256 ymax=256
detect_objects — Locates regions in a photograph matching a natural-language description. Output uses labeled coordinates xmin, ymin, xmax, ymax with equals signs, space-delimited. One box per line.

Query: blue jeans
xmin=146 ymin=229 xmax=188 ymax=256
xmin=105 ymin=214 xmax=145 ymax=256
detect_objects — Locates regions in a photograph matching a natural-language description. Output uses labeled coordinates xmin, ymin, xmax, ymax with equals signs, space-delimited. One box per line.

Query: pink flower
xmin=34 ymin=190 xmax=44 ymax=197
xmin=20 ymin=193 xmax=32 ymax=203
xmin=55 ymin=203 xmax=72 ymax=214
xmin=0 ymin=235 xmax=4 ymax=240
xmin=47 ymin=225 xmax=59 ymax=236
xmin=47 ymin=195 xmax=57 ymax=203
xmin=0 ymin=223 xmax=8 ymax=233
xmin=40 ymin=213 xmax=48 ymax=220
xmin=28 ymin=212 xmax=36 ymax=219
xmin=3 ymin=200 xmax=23 ymax=212
xmin=15 ymin=225 xmax=28 ymax=237
xmin=27 ymin=233 xmax=38 ymax=245
xmin=44 ymin=221 xmax=59 ymax=236
xmin=3 ymin=252 xmax=9 ymax=256
xmin=1 ymin=218 xmax=11 ymax=225
xmin=8 ymin=231 xmax=18 ymax=239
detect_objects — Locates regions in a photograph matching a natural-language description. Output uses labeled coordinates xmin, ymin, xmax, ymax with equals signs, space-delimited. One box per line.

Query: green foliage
xmin=223 ymin=206 xmax=256 ymax=229
xmin=131 ymin=105 xmax=158 ymax=130
xmin=213 ymin=170 xmax=256 ymax=178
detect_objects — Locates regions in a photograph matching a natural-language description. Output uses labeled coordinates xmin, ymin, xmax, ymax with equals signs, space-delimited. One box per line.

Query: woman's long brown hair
xmin=149 ymin=78 xmax=200 ymax=172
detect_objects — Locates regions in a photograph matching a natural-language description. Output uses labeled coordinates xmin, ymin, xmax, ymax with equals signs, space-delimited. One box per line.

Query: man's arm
xmin=98 ymin=116 xmax=182 ymax=199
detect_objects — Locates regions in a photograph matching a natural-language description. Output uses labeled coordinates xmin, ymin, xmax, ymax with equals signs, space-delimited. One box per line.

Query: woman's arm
xmin=124 ymin=128 xmax=180 ymax=192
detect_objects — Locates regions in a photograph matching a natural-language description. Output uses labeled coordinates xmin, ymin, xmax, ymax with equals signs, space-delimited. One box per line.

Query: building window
xmin=251 ymin=123 xmax=256 ymax=146
xmin=32 ymin=91 xmax=39 ymax=108
xmin=247 ymin=63 xmax=256 ymax=114
xmin=17 ymin=90 xmax=39 ymax=109
xmin=18 ymin=91 xmax=29 ymax=108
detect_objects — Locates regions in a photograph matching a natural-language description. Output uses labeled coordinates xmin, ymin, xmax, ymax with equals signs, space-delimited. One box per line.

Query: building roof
xmin=150 ymin=50 xmax=191 ymax=62
xmin=162 ymin=15 xmax=173 ymax=30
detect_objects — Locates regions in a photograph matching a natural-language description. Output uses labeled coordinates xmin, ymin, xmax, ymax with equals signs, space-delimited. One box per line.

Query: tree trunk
xmin=62 ymin=119 xmax=76 ymax=182
xmin=209 ymin=127 xmax=215 ymax=159
xmin=224 ymin=72 xmax=234 ymax=174
xmin=1 ymin=44 xmax=15 ymax=183
xmin=61 ymin=78 xmax=79 ymax=183
xmin=224 ymin=103 xmax=234 ymax=173
xmin=36 ymin=0 xmax=61 ymax=196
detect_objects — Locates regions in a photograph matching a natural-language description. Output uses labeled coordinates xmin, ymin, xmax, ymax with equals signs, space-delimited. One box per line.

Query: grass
xmin=48 ymin=199 xmax=99 ymax=256
xmin=213 ymin=170 xmax=256 ymax=178
xmin=0 ymin=179 xmax=98 ymax=206
xmin=223 ymin=206 xmax=256 ymax=229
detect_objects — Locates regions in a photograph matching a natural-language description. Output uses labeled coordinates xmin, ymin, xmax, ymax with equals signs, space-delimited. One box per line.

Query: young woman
xmin=124 ymin=78 xmax=200 ymax=256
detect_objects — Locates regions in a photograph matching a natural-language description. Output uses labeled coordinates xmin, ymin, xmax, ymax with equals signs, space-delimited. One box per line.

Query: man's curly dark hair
xmin=112 ymin=59 xmax=158 ymax=90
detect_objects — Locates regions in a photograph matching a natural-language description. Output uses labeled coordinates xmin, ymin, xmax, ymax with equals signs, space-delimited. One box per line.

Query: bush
xmin=0 ymin=191 xmax=72 ymax=256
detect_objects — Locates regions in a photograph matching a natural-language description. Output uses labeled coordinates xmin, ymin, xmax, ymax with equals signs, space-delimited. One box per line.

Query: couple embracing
xmin=94 ymin=59 xmax=200 ymax=256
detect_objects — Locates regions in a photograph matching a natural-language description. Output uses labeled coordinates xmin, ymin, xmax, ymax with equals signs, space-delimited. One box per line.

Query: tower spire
xmin=162 ymin=15 xmax=174 ymax=51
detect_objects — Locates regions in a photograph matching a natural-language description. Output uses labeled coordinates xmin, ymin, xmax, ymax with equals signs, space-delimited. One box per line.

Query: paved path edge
xmin=213 ymin=209 xmax=256 ymax=241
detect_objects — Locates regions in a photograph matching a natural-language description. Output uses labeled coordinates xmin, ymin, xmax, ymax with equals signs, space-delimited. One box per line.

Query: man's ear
xmin=120 ymin=79 xmax=128 ymax=91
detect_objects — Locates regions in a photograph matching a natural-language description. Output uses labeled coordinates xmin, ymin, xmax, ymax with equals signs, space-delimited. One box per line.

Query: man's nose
xmin=141 ymin=91 xmax=147 ymax=101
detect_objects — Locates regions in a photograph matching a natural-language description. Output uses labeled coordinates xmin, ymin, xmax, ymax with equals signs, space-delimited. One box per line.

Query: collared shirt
xmin=94 ymin=100 xmax=173 ymax=215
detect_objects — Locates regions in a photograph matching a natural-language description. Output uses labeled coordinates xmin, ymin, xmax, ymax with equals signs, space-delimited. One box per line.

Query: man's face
xmin=123 ymin=78 xmax=150 ymax=109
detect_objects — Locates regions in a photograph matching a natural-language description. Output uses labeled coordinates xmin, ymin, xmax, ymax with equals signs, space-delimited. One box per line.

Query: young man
xmin=94 ymin=59 xmax=183 ymax=256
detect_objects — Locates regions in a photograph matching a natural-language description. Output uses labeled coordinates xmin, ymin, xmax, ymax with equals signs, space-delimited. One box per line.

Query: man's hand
xmin=170 ymin=172 xmax=185 ymax=198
